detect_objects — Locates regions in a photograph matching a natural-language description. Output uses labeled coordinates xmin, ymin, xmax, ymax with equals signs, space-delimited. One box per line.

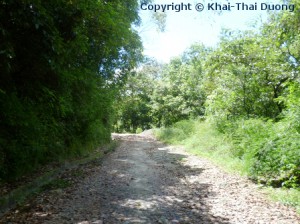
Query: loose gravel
xmin=1 ymin=133 xmax=299 ymax=223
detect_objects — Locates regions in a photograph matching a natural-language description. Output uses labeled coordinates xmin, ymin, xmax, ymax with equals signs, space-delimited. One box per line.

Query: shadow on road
xmin=91 ymin=134 xmax=230 ymax=224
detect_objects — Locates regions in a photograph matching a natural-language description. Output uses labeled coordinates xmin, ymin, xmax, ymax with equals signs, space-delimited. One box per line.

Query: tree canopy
xmin=1 ymin=0 xmax=299 ymax=188
xmin=0 ymin=0 xmax=144 ymax=180
xmin=115 ymin=4 xmax=300 ymax=188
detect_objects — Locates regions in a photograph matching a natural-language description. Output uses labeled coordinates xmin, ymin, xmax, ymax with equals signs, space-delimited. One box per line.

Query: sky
xmin=137 ymin=0 xmax=273 ymax=63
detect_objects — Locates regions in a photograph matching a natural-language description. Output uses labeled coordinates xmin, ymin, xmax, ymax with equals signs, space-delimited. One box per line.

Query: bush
xmin=156 ymin=120 xmax=195 ymax=144
xmin=228 ymin=118 xmax=300 ymax=188
xmin=251 ymin=126 xmax=300 ymax=187
xmin=229 ymin=119 xmax=272 ymax=157
xmin=136 ymin=128 xmax=143 ymax=134
xmin=157 ymin=118 xmax=300 ymax=189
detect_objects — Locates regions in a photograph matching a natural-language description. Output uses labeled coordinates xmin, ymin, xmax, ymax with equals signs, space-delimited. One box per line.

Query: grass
xmin=0 ymin=139 xmax=119 ymax=216
xmin=40 ymin=178 xmax=71 ymax=191
xmin=155 ymin=119 xmax=300 ymax=214
xmin=155 ymin=120 xmax=245 ymax=175
xmin=263 ymin=187 xmax=300 ymax=214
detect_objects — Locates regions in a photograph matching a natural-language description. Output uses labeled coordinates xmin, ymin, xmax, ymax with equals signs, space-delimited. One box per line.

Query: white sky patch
xmin=138 ymin=0 xmax=274 ymax=63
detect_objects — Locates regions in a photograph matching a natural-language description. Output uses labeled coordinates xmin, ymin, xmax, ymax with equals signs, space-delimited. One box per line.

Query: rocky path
xmin=1 ymin=133 xmax=300 ymax=223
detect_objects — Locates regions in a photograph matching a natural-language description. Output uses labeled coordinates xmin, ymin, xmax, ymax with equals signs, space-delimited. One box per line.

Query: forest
xmin=115 ymin=1 xmax=300 ymax=189
xmin=0 ymin=0 xmax=299 ymax=194
xmin=0 ymin=0 xmax=144 ymax=181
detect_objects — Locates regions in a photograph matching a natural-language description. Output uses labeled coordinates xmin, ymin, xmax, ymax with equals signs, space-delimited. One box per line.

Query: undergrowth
xmin=0 ymin=140 xmax=118 ymax=215
xmin=263 ymin=187 xmax=300 ymax=214
xmin=155 ymin=120 xmax=245 ymax=174
xmin=155 ymin=119 xmax=300 ymax=213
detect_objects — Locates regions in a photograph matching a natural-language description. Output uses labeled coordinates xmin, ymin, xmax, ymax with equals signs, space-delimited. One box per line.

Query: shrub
xmin=136 ymin=128 xmax=143 ymax=134
xmin=228 ymin=118 xmax=300 ymax=188
xmin=156 ymin=120 xmax=195 ymax=144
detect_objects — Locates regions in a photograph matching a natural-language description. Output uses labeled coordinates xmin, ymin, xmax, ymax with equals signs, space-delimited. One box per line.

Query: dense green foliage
xmin=114 ymin=44 xmax=208 ymax=132
xmin=114 ymin=58 xmax=160 ymax=132
xmin=117 ymin=4 xmax=300 ymax=188
xmin=156 ymin=120 xmax=300 ymax=210
xmin=0 ymin=0 xmax=144 ymax=181
xmin=151 ymin=45 xmax=208 ymax=126
xmin=1 ymin=0 xmax=299 ymax=191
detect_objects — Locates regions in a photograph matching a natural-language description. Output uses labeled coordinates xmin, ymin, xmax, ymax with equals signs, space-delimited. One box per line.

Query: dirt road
xmin=1 ymin=133 xmax=300 ymax=223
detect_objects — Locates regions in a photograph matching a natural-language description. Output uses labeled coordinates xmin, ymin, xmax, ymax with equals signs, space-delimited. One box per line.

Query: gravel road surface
xmin=1 ymin=133 xmax=299 ymax=223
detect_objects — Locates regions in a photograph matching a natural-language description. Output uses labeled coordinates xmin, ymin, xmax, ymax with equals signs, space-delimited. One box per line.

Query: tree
xmin=114 ymin=58 xmax=162 ymax=132
xmin=204 ymin=29 xmax=295 ymax=129
xmin=151 ymin=44 xmax=208 ymax=126
xmin=0 ymin=0 xmax=143 ymax=180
